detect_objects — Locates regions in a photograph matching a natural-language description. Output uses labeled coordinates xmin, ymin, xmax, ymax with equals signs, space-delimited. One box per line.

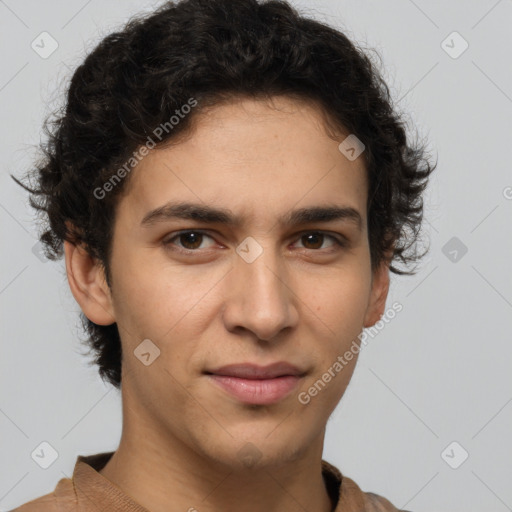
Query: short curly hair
xmin=12 ymin=0 xmax=437 ymax=389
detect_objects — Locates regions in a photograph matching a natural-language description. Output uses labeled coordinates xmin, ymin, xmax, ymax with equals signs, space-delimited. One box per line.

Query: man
xmin=12 ymin=0 xmax=435 ymax=510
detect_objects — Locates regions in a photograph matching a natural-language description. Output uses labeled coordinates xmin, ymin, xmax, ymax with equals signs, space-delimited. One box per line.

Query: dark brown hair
xmin=12 ymin=0 xmax=437 ymax=388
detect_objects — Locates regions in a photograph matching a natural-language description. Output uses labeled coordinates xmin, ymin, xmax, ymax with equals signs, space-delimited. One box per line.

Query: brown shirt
xmin=13 ymin=452 xmax=410 ymax=512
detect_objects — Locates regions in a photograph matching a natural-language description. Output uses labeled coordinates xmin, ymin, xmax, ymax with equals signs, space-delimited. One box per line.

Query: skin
xmin=64 ymin=95 xmax=391 ymax=512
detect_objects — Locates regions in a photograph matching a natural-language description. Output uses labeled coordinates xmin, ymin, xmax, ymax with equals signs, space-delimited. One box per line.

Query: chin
xmin=200 ymin=432 xmax=310 ymax=473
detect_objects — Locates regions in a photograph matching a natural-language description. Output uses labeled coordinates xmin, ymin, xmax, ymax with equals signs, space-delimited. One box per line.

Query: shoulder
xmin=13 ymin=492 xmax=56 ymax=511
xmin=342 ymin=474 xmax=410 ymax=512
xmin=12 ymin=476 xmax=77 ymax=512
xmin=360 ymin=490 xmax=411 ymax=512
xmin=322 ymin=459 xmax=412 ymax=512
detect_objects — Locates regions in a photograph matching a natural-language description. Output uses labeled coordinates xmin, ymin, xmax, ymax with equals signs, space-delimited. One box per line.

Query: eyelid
xmin=162 ymin=230 xmax=219 ymax=250
xmin=162 ymin=229 xmax=348 ymax=253
xmin=293 ymin=230 xmax=348 ymax=248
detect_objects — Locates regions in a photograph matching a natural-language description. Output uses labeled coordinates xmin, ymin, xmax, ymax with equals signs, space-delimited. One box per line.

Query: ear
xmin=64 ymin=239 xmax=116 ymax=325
xmin=363 ymin=252 xmax=392 ymax=328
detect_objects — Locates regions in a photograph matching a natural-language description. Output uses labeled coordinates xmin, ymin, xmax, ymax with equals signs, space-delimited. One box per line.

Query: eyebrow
xmin=140 ymin=201 xmax=363 ymax=231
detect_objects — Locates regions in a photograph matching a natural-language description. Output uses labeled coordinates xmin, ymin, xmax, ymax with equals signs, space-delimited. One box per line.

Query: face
xmin=69 ymin=95 xmax=390 ymax=471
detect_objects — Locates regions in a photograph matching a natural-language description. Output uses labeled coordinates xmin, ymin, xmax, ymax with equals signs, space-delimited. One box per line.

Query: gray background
xmin=1 ymin=1 xmax=511 ymax=511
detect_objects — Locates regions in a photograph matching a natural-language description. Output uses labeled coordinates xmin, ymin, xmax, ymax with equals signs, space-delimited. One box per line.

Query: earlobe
xmin=64 ymin=240 xmax=116 ymax=326
xmin=363 ymin=257 xmax=391 ymax=328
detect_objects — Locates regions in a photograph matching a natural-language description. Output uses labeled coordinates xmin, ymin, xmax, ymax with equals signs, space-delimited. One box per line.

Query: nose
xmin=221 ymin=241 xmax=299 ymax=342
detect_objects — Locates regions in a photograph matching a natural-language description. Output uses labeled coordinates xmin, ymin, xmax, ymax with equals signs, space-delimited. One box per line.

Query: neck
xmin=99 ymin=423 xmax=334 ymax=512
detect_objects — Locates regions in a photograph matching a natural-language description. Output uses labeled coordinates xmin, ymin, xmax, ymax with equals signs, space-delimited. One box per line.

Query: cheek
xmin=304 ymin=267 xmax=371 ymax=335
xmin=110 ymin=252 xmax=220 ymax=361
xmin=299 ymin=269 xmax=370 ymax=406
xmin=111 ymin=268 xmax=168 ymax=335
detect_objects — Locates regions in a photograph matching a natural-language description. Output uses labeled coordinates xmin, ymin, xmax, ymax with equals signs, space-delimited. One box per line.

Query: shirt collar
xmin=71 ymin=452 xmax=148 ymax=512
xmin=69 ymin=452 xmax=371 ymax=512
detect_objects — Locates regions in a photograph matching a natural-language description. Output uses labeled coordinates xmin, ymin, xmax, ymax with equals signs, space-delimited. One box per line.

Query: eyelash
xmin=162 ymin=230 xmax=348 ymax=255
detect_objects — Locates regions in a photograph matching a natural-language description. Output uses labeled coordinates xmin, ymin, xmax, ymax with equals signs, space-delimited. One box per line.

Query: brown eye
xmin=177 ymin=232 xmax=203 ymax=250
xmin=300 ymin=233 xmax=325 ymax=250
xmin=295 ymin=232 xmax=345 ymax=251
xmin=163 ymin=230 xmax=216 ymax=251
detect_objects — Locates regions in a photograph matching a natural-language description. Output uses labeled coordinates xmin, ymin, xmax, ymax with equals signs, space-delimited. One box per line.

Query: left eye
xmin=162 ymin=230 xmax=345 ymax=253
xmin=164 ymin=231 xmax=217 ymax=251
xmin=294 ymin=232 xmax=342 ymax=250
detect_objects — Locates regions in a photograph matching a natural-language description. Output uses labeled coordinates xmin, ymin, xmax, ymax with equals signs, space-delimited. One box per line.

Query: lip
xmin=207 ymin=362 xmax=304 ymax=379
xmin=205 ymin=362 xmax=306 ymax=405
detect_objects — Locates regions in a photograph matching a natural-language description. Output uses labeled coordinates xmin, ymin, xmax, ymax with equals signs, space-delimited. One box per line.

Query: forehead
xmin=117 ymin=96 xmax=368 ymax=230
